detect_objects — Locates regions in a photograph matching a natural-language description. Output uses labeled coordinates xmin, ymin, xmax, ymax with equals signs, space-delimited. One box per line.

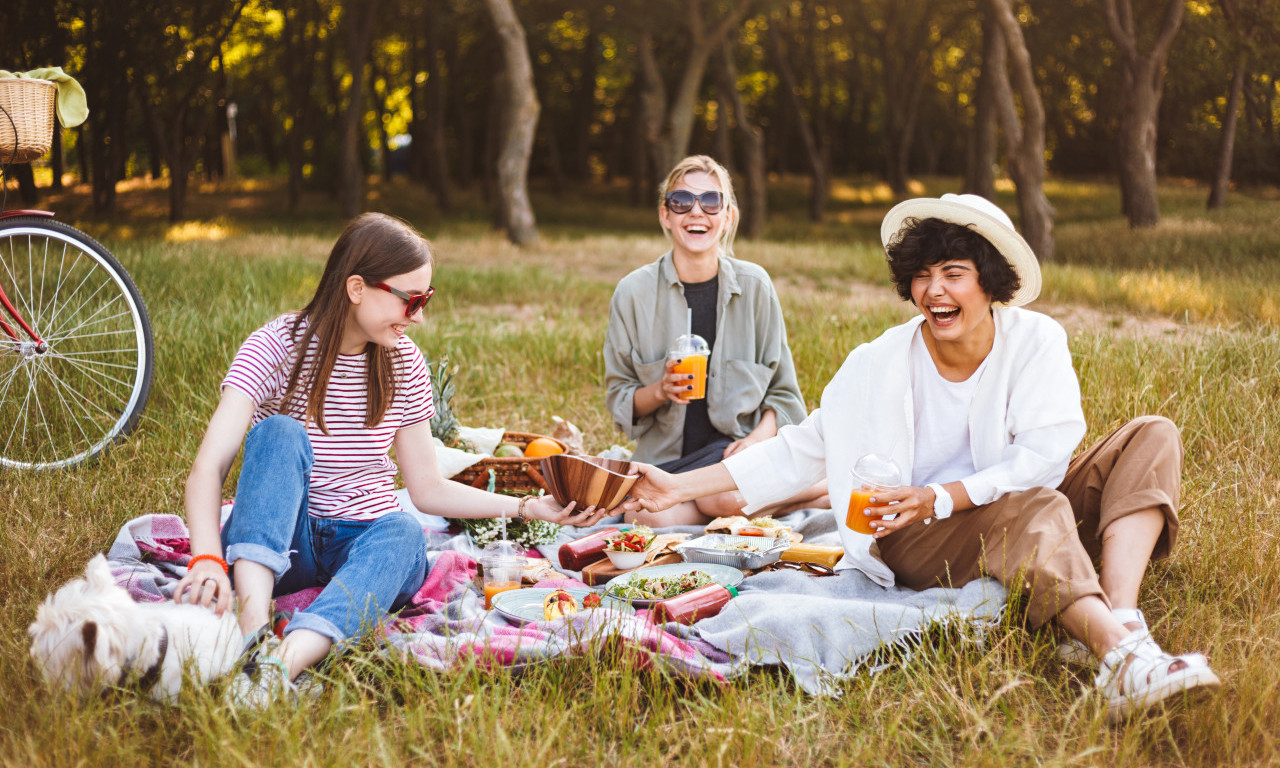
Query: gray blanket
xmin=541 ymin=508 xmax=1009 ymax=696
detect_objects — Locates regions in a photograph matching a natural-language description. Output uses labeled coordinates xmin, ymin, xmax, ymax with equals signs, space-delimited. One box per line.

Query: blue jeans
xmin=222 ymin=415 xmax=428 ymax=644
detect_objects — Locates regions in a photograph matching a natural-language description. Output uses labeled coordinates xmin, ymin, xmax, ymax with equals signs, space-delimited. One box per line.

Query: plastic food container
xmin=675 ymin=534 xmax=789 ymax=570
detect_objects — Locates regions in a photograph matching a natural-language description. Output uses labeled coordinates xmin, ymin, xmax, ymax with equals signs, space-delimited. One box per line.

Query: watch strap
xmin=926 ymin=483 xmax=953 ymax=521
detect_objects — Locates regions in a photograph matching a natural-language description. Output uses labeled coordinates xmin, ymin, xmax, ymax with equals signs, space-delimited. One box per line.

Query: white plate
xmin=490 ymin=587 xmax=634 ymax=624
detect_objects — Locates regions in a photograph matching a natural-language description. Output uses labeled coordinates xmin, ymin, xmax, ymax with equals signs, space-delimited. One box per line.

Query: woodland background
xmin=3 ymin=0 xmax=1279 ymax=252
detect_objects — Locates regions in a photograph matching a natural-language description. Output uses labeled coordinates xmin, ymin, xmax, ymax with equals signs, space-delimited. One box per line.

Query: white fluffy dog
xmin=28 ymin=554 xmax=242 ymax=702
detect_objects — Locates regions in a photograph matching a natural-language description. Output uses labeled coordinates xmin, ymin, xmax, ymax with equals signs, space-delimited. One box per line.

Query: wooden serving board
xmin=581 ymin=552 xmax=683 ymax=586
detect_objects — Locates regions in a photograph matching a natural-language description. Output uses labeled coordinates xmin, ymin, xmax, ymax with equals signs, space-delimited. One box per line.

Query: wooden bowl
xmin=540 ymin=454 xmax=639 ymax=511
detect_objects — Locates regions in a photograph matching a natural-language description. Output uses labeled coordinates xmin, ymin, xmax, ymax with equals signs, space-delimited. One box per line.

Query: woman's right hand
xmin=619 ymin=462 xmax=686 ymax=515
xmin=173 ymin=557 xmax=233 ymax=615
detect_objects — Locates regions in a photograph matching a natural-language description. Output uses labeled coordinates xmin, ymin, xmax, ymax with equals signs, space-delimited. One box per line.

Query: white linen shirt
xmin=722 ymin=307 xmax=1086 ymax=586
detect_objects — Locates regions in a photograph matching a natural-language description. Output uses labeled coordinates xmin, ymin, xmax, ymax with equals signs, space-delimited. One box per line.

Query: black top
xmin=680 ymin=275 xmax=731 ymax=457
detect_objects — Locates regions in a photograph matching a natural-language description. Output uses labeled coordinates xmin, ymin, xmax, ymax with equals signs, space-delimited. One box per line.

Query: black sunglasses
xmin=372 ymin=281 xmax=435 ymax=317
xmin=664 ymin=189 xmax=724 ymax=215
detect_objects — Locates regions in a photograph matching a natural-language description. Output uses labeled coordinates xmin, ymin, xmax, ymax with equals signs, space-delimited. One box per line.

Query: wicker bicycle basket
xmin=451 ymin=431 xmax=567 ymax=494
xmin=0 ymin=78 xmax=56 ymax=165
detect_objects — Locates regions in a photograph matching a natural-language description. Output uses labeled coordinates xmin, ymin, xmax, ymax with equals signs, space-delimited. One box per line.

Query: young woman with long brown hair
xmin=173 ymin=213 xmax=604 ymax=707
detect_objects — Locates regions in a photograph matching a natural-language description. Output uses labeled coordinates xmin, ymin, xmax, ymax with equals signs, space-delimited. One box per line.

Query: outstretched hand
xmin=525 ymin=495 xmax=608 ymax=527
xmin=618 ymin=462 xmax=687 ymax=515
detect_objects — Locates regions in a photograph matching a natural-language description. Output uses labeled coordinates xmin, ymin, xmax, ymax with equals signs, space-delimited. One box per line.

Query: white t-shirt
xmin=222 ymin=314 xmax=434 ymax=521
xmin=909 ymin=330 xmax=986 ymax=487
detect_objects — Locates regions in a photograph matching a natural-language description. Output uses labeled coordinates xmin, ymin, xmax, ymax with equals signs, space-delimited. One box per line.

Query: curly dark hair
xmin=885 ymin=217 xmax=1021 ymax=304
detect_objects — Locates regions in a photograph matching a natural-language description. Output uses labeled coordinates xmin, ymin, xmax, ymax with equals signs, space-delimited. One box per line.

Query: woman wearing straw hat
xmin=624 ymin=193 xmax=1219 ymax=721
xmin=603 ymin=155 xmax=827 ymax=526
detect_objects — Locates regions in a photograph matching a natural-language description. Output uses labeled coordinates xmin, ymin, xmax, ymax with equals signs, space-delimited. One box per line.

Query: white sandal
xmin=1057 ymin=608 xmax=1150 ymax=667
xmin=1095 ymin=629 xmax=1221 ymax=722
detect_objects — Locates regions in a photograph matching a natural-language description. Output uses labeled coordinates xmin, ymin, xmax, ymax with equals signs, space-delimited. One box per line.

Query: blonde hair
xmin=657 ymin=155 xmax=740 ymax=256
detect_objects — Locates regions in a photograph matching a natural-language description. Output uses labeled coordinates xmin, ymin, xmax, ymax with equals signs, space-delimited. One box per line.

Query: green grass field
xmin=1 ymin=175 xmax=1278 ymax=765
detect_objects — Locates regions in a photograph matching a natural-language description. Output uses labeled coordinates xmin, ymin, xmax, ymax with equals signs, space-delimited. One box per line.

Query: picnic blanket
xmin=103 ymin=507 xmax=1006 ymax=696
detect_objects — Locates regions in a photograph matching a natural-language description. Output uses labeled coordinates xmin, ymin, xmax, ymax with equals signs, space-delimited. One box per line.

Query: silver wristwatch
xmin=926 ymin=483 xmax=953 ymax=521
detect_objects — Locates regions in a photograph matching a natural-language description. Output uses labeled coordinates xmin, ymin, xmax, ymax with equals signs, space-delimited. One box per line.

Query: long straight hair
xmin=280 ymin=213 xmax=434 ymax=432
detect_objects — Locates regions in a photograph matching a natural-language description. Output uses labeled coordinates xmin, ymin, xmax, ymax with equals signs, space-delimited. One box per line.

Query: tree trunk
xmin=571 ymin=18 xmax=598 ymax=180
xmin=50 ymin=127 xmax=64 ymax=191
xmin=986 ymin=0 xmax=1055 ymax=262
xmin=715 ymin=42 xmax=766 ymax=239
xmin=1207 ymin=52 xmax=1247 ymax=210
xmin=370 ymin=62 xmax=391 ymax=182
xmin=284 ymin=0 xmax=319 ymax=212
xmin=964 ymin=12 xmax=1000 ymax=199
xmin=14 ymin=164 xmax=38 ymax=205
xmin=1102 ymin=0 xmax=1185 ymax=228
xmin=423 ymin=9 xmax=452 ymax=210
xmin=659 ymin=0 xmax=750 ymax=171
xmin=766 ymin=22 xmax=827 ymax=222
xmin=338 ymin=0 xmax=381 ymax=219
xmin=636 ymin=32 xmax=668 ymax=191
xmin=483 ymin=0 xmax=540 ymax=246
xmin=711 ymin=96 xmax=733 ymax=171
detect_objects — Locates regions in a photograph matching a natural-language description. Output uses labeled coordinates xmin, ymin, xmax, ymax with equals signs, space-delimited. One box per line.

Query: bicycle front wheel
xmin=0 ymin=218 xmax=154 ymax=469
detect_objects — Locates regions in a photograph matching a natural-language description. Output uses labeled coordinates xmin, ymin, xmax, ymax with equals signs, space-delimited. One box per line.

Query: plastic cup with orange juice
xmin=480 ymin=540 xmax=524 ymax=609
xmin=845 ymin=454 xmax=902 ymax=535
xmin=668 ymin=333 xmax=710 ymax=402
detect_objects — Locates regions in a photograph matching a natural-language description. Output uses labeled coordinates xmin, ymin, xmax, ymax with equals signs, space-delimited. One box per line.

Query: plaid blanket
xmin=103 ymin=507 xmax=1005 ymax=695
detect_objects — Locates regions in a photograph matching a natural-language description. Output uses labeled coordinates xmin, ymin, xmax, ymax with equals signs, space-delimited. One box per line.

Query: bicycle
xmin=1 ymin=76 xmax=154 ymax=469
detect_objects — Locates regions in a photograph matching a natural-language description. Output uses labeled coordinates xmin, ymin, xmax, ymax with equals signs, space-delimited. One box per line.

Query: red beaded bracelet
xmin=188 ymin=553 xmax=228 ymax=574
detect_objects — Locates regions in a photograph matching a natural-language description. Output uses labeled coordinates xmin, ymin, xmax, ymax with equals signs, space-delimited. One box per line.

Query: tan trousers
xmin=875 ymin=416 xmax=1183 ymax=628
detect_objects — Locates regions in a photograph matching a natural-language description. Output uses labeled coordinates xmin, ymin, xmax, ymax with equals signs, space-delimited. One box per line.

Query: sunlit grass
xmin=2 ymin=174 xmax=1278 ymax=764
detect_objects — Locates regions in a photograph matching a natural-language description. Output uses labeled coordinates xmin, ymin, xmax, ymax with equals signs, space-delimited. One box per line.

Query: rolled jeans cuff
xmin=285 ymin=611 xmax=346 ymax=646
xmin=225 ymin=542 xmax=292 ymax=578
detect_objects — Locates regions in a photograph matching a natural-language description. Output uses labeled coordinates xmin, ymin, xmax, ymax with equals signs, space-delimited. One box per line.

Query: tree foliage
xmin=5 ymin=0 xmax=1279 ymax=231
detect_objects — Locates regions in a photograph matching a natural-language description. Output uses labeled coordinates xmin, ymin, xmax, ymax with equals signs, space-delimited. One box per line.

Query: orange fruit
xmin=524 ymin=437 xmax=564 ymax=458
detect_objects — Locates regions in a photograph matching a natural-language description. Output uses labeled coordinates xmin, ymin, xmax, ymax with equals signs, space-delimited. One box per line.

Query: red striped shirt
xmin=222 ymin=314 xmax=435 ymax=521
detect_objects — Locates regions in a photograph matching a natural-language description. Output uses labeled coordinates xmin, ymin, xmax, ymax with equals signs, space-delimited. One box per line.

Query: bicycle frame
xmin=0 ymin=209 xmax=54 ymax=346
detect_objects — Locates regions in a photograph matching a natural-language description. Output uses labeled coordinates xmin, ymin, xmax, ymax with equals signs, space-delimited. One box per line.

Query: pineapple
xmin=427 ymin=356 xmax=474 ymax=451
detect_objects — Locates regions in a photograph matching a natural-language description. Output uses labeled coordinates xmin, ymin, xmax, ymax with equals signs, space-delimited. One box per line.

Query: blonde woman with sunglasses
xmin=175 ymin=213 xmax=605 ymax=708
xmin=604 ymin=156 xmax=827 ymax=526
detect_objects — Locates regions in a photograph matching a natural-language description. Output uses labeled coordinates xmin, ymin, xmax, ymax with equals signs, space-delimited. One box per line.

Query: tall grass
xmin=1 ymin=176 xmax=1278 ymax=765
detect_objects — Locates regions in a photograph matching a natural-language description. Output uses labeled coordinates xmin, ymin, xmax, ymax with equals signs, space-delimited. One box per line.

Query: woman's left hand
xmin=524 ymin=495 xmax=607 ymax=527
xmin=868 ymin=485 xmax=935 ymax=539
xmin=722 ymin=435 xmax=760 ymax=458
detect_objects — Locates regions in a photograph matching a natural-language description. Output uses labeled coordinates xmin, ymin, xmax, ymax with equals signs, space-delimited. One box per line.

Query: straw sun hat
xmin=880 ymin=193 xmax=1042 ymax=308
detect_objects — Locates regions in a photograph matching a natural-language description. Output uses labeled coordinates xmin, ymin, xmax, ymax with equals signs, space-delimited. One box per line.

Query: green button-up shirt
xmin=604 ymin=251 xmax=807 ymax=464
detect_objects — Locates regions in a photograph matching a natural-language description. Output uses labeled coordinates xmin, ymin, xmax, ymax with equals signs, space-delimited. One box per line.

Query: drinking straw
xmin=687 ymin=308 xmax=692 ymax=336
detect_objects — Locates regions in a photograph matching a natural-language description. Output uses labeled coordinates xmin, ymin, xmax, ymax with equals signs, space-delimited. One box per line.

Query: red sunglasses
xmin=371 ymin=281 xmax=435 ymax=317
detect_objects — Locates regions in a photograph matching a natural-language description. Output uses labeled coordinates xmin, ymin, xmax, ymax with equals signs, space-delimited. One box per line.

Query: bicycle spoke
xmin=36 ymin=355 xmax=109 ymax=447
xmin=42 ymin=351 xmax=138 ymax=398
xmin=46 ymin=317 xmax=139 ymax=347
xmin=2 ymin=364 xmax=38 ymax=461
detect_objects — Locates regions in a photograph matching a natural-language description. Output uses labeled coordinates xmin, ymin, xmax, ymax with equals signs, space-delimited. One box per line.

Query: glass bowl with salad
xmin=604 ymin=525 xmax=654 ymax=570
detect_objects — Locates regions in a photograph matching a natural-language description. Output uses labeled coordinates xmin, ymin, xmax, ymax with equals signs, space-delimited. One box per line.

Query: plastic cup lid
xmin=669 ymin=333 xmax=710 ymax=356
xmin=852 ymin=453 xmax=902 ymax=488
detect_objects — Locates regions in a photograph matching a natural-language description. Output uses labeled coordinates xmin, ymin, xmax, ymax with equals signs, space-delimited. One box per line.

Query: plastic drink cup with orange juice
xmin=479 ymin=540 xmax=524 ymax=609
xmin=668 ymin=333 xmax=710 ymax=402
xmin=845 ymin=454 xmax=902 ymax=535
xmin=484 ymin=580 xmax=522 ymax=609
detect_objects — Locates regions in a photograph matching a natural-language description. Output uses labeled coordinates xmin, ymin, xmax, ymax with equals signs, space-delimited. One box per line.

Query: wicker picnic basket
xmin=0 ymin=78 xmax=56 ymax=165
xmin=451 ymin=431 xmax=567 ymax=494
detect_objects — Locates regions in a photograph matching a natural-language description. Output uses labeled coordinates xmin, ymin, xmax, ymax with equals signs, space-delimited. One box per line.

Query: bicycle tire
xmin=0 ymin=217 xmax=154 ymax=469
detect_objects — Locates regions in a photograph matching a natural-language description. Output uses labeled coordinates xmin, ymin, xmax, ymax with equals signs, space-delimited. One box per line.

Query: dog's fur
xmin=28 ymin=554 xmax=242 ymax=702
